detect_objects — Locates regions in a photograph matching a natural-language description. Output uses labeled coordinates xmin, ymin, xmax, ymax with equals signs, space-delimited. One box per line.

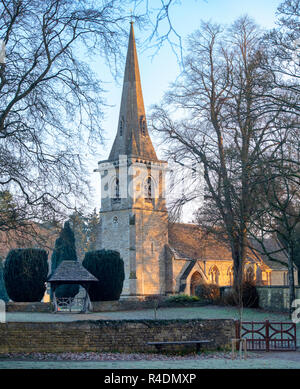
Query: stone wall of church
xmin=134 ymin=209 xmax=168 ymax=295
xmin=98 ymin=208 xmax=169 ymax=296
xmin=98 ymin=209 xmax=132 ymax=295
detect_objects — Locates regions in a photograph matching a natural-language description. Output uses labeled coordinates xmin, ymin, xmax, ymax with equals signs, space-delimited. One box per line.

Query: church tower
xmin=96 ymin=22 xmax=168 ymax=297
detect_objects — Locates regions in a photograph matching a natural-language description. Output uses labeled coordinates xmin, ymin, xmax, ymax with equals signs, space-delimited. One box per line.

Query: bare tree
xmin=0 ymin=0 xmax=197 ymax=234
xmin=263 ymin=0 xmax=299 ymax=114
xmin=249 ymin=126 xmax=300 ymax=316
xmin=151 ymin=17 xmax=285 ymax=301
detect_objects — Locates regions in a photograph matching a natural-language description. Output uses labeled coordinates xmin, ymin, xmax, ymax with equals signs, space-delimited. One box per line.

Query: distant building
xmin=95 ymin=23 xmax=297 ymax=297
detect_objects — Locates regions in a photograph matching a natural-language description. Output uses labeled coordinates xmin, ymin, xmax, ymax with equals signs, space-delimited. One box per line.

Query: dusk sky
xmin=89 ymin=0 xmax=283 ymax=212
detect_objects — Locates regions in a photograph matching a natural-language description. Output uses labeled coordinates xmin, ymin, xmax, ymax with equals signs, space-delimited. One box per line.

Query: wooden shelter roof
xmin=48 ymin=260 xmax=98 ymax=283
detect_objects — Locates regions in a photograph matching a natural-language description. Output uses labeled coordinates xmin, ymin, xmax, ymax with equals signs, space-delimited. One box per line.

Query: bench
xmin=147 ymin=340 xmax=213 ymax=352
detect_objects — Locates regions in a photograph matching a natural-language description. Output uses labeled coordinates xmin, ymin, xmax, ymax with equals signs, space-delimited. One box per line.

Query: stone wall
xmin=6 ymin=302 xmax=53 ymax=313
xmin=256 ymin=286 xmax=300 ymax=312
xmin=0 ymin=319 xmax=235 ymax=354
xmin=220 ymin=285 xmax=300 ymax=312
xmin=5 ymin=299 xmax=209 ymax=313
xmin=91 ymin=299 xmax=208 ymax=312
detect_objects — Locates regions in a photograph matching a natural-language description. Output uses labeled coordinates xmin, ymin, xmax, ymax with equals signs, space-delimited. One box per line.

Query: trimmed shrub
xmin=166 ymin=294 xmax=200 ymax=303
xmin=51 ymin=221 xmax=79 ymax=299
xmin=82 ymin=249 xmax=125 ymax=301
xmin=222 ymin=282 xmax=259 ymax=308
xmin=3 ymin=248 xmax=48 ymax=302
xmin=195 ymin=283 xmax=220 ymax=302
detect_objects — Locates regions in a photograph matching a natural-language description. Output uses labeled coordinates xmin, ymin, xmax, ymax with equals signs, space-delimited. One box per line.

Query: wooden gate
xmin=56 ymin=297 xmax=86 ymax=312
xmin=236 ymin=320 xmax=297 ymax=351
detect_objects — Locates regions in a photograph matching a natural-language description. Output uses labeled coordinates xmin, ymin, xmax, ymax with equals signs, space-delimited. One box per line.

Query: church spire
xmin=108 ymin=22 xmax=158 ymax=162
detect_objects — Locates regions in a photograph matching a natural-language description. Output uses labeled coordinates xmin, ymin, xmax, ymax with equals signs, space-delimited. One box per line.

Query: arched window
xmin=139 ymin=115 xmax=146 ymax=136
xmin=210 ymin=266 xmax=220 ymax=285
xmin=144 ymin=176 xmax=153 ymax=202
xmin=245 ymin=266 xmax=254 ymax=283
xmin=151 ymin=242 xmax=154 ymax=254
xmin=112 ymin=177 xmax=120 ymax=201
xmin=227 ymin=266 xmax=234 ymax=286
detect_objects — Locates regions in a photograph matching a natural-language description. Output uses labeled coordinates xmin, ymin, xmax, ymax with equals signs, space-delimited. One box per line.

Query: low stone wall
xmin=220 ymin=286 xmax=300 ymax=312
xmin=5 ymin=299 xmax=208 ymax=313
xmin=256 ymin=286 xmax=300 ymax=312
xmin=91 ymin=299 xmax=208 ymax=312
xmin=6 ymin=302 xmax=53 ymax=313
xmin=0 ymin=319 xmax=235 ymax=353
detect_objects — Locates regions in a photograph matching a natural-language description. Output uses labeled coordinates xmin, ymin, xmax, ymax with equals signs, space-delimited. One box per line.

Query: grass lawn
xmin=5 ymin=304 xmax=291 ymax=323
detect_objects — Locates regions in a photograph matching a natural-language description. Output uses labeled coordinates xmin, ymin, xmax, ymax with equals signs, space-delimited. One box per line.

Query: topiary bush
xmin=82 ymin=249 xmax=125 ymax=301
xmin=51 ymin=221 xmax=79 ymax=299
xmin=195 ymin=283 xmax=220 ymax=303
xmin=3 ymin=248 xmax=48 ymax=302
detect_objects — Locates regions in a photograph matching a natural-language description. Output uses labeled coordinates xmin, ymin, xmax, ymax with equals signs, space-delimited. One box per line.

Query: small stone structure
xmin=48 ymin=261 xmax=98 ymax=312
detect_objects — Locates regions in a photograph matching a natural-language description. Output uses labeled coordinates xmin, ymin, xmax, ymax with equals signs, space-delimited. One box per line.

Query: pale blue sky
xmin=89 ymin=0 xmax=282 ymax=211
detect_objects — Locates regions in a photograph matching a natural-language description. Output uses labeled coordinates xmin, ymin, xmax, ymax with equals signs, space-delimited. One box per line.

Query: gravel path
xmin=0 ymin=351 xmax=300 ymax=369
xmin=0 ymin=351 xmax=260 ymax=362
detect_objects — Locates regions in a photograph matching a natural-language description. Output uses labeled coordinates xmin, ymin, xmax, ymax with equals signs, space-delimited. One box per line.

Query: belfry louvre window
xmin=112 ymin=177 xmax=120 ymax=202
xmin=144 ymin=176 xmax=153 ymax=202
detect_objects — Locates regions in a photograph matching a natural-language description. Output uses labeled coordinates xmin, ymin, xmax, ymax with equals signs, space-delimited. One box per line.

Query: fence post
xmin=235 ymin=320 xmax=241 ymax=351
xmin=265 ymin=320 xmax=270 ymax=352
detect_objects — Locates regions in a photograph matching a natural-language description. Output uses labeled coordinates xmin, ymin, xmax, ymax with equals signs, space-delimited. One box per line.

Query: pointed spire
xmin=108 ymin=22 xmax=158 ymax=162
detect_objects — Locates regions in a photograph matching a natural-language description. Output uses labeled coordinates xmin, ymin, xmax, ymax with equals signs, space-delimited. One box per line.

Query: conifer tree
xmin=69 ymin=210 xmax=87 ymax=262
xmin=4 ymin=249 xmax=48 ymax=302
xmin=51 ymin=221 xmax=79 ymax=299
xmin=86 ymin=209 xmax=100 ymax=253
xmin=82 ymin=250 xmax=124 ymax=301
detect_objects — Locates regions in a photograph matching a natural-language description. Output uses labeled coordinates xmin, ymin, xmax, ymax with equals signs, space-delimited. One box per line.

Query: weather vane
xmin=130 ymin=9 xmax=134 ymax=24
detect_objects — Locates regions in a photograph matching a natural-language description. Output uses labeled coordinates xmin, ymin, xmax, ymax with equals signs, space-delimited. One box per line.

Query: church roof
xmin=168 ymin=223 xmax=233 ymax=261
xmin=48 ymin=261 xmax=99 ymax=283
xmin=108 ymin=22 xmax=158 ymax=162
xmin=168 ymin=223 xmax=289 ymax=270
xmin=248 ymin=238 xmax=291 ymax=271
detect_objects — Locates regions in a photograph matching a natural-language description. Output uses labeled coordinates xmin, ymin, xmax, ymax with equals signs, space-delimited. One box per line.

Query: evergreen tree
xmin=51 ymin=221 xmax=79 ymax=298
xmin=69 ymin=209 xmax=100 ymax=261
xmin=82 ymin=250 xmax=124 ymax=301
xmin=86 ymin=209 xmax=100 ymax=253
xmin=69 ymin=210 xmax=88 ymax=262
xmin=4 ymin=249 xmax=48 ymax=302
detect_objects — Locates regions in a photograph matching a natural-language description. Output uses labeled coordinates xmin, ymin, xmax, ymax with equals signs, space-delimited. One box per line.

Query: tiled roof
xmin=168 ymin=223 xmax=289 ymax=270
xmin=249 ymin=238 xmax=291 ymax=270
xmin=168 ymin=223 xmax=233 ymax=261
xmin=48 ymin=261 xmax=98 ymax=283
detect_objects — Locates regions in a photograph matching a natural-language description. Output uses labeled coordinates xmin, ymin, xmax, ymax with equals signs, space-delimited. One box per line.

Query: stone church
xmin=95 ymin=23 xmax=295 ymax=298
